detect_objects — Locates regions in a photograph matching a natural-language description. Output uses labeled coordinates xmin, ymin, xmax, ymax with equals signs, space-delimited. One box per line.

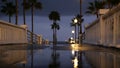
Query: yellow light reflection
xmin=72 ymin=57 xmax=78 ymax=68
xmin=71 ymin=44 xmax=79 ymax=51
xmin=72 ymin=50 xmax=75 ymax=55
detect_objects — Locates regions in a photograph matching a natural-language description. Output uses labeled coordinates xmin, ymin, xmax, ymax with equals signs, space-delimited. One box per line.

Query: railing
xmin=0 ymin=20 xmax=42 ymax=45
xmin=27 ymin=30 xmax=42 ymax=44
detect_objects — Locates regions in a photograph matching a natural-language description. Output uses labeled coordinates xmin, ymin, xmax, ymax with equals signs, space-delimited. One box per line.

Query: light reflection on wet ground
xmin=0 ymin=44 xmax=120 ymax=68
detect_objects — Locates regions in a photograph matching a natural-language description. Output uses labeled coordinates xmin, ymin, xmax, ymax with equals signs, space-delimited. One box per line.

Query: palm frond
xmin=49 ymin=11 xmax=60 ymax=21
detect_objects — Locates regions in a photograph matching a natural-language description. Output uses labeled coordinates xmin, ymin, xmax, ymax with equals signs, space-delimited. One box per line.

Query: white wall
xmin=85 ymin=4 xmax=120 ymax=48
xmin=0 ymin=20 xmax=27 ymax=44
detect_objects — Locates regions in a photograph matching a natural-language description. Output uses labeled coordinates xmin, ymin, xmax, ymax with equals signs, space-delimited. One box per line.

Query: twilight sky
xmin=0 ymin=0 xmax=96 ymax=41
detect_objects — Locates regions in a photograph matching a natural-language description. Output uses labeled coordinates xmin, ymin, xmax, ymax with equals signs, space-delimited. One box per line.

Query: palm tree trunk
xmin=80 ymin=0 xmax=82 ymax=16
xmin=78 ymin=25 xmax=80 ymax=43
xmin=23 ymin=0 xmax=26 ymax=25
xmin=79 ymin=0 xmax=82 ymax=44
xmin=55 ymin=28 xmax=57 ymax=45
xmin=31 ymin=4 xmax=34 ymax=44
xmin=15 ymin=0 xmax=18 ymax=25
xmin=96 ymin=13 xmax=99 ymax=18
xmin=80 ymin=23 xmax=82 ymax=44
xmin=75 ymin=25 xmax=77 ymax=43
xmin=53 ymin=29 xmax=54 ymax=45
xmin=9 ymin=15 xmax=11 ymax=23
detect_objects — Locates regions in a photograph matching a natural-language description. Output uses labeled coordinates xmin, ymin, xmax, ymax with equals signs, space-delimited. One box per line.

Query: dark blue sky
xmin=0 ymin=0 xmax=96 ymax=41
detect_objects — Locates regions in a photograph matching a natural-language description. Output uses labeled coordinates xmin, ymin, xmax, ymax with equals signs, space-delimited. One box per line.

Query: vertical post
xmin=79 ymin=0 xmax=82 ymax=45
xmin=31 ymin=4 xmax=34 ymax=68
xmin=15 ymin=0 xmax=18 ymax=25
xmin=75 ymin=25 xmax=77 ymax=43
xmin=23 ymin=0 xmax=26 ymax=25
xmin=31 ymin=4 xmax=34 ymax=44
xmin=113 ymin=14 xmax=117 ymax=46
xmin=78 ymin=23 xmax=80 ymax=43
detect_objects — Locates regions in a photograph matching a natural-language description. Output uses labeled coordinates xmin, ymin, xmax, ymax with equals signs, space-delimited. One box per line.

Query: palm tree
xmin=86 ymin=0 xmax=105 ymax=18
xmin=22 ymin=0 xmax=26 ymax=25
xmin=76 ymin=14 xmax=84 ymax=44
xmin=105 ymin=0 xmax=120 ymax=9
xmin=70 ymin=20 xmax=77 ymax=43
xmin=48 ymin=11 xmax=60 ymax=45
xmin=15 ymin=0 xmax=18 ymax=25
xmin=22 ymin=0 xmax=33 ymax=25
xmin=26 ymin=0 xmax=42 ymax=43
xmin=1 ymin=2 xmax=16 ymax=23
xmin=51 ymin=23 xmax=60 ymax=45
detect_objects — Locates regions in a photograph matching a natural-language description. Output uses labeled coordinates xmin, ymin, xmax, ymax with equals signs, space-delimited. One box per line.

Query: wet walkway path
xmin=0 ymin=44 xmax=120 ymax=68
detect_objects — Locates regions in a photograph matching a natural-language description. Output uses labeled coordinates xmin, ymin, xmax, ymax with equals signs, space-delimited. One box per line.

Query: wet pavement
xmin=0 ymin=44 xmax=120 ymax=68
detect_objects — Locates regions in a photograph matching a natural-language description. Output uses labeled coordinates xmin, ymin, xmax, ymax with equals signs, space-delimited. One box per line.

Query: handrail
xmin=27 ymin=30 xmax=39 ymax=44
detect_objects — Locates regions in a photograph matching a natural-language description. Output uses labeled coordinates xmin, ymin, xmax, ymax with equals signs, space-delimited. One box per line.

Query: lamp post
xmin=79 ymin=0 xmax=82 ymax=45
xmin=72 ymin=18 xmax=78 ymax=43
xmin=72 ymin=30 xmax=75 ymax=41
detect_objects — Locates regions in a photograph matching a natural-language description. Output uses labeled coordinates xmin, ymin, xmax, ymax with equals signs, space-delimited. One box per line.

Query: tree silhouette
xmin=86 ymin=0 xmax=105 ymax=18
xmin=70 ymin=19 xmax=77 ymax=43
xmin=49 ymin=11 xmax=60 ymax=45
xmin=21 ymin=0 xmax=27 ymax=25
xmin=26 ymin=0 xmax=42 ymax=43
xmin=1 ymin=1 xmax=16 ymax=23
xmin=105 ymin=0 xmax=120 ymax=9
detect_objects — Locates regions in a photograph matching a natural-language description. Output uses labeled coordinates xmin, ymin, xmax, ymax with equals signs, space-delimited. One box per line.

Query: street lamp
xmin=73 ymin=18 xmax=78 ymax=23
xmin=72 ymin=30 xmax=75 ymax=34
xmin=76 ymin=14 xmax=83 ymax=45
xmin=72 ymin=18 xmax=78 ymax=43
xmin=72 ymin=30 xmax=75 ymax=41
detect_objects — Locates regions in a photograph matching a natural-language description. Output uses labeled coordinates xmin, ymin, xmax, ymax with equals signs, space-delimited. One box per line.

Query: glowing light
xmin=71 ymin=44 xmax=75 ymax=48
xmin=71 ymin=37 xmax=73 ymax=40
xmin=72 ymin=57 xmax=78 ymax=68
xmin=72 ymin=30 xmax=75 ymax=34
xmin=71 ymin=44 xmax=79 ymax=51
xmin=74 ymin=18 xmax=78 ymax=23
xmin=72 ymin=50 xmax=75 ymax=55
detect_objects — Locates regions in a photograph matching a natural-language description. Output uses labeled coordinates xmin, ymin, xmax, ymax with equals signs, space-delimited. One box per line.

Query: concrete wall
xmin=0 ymin=20 xmax=27 ymax=44
xmin=85 ymin=19 xmax=101 ymax=45
xmin=84 ymin=3 xmax=120 ymax=48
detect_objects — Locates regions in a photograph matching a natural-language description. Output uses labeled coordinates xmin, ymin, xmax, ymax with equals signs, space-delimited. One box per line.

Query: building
xmin=84 ymin=3 xmax=120 ymax=48
xmin=37 ymin=35 xmax=43 ymax=45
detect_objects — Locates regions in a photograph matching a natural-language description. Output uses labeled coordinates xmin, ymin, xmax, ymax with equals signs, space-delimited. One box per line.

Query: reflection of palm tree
xmin=26 ymin=0 xmax=42 ymax=43
xmin=86 ymin=0 xmax=105 ymax=18
xmin=78 ymin=51 xmax=82 ymax=68
xmin=48 ymin=11 xmax=60 ymax=45
xmin=49 ymin=49 xmax=60 ymax=68
xmin=1 ymin=1 xmax=16 ymax=23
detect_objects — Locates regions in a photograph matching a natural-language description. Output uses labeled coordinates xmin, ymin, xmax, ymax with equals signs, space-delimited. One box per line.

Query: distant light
xmin=71 ymin=37 xmax=73 ymax=40
xmin=72 ymin=50 xmax=75 ymax=55
xmin=71 ymin=44 xmax=79 ymax=51
xmin=72 ymin=30 xmax=75 ymax=34
xmin=74 ymin=18 xmax=78 ymax=23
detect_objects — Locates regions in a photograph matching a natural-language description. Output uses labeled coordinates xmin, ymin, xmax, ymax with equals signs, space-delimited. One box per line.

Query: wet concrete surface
xmin=0 ymin=44 xmax=120 ymax=68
